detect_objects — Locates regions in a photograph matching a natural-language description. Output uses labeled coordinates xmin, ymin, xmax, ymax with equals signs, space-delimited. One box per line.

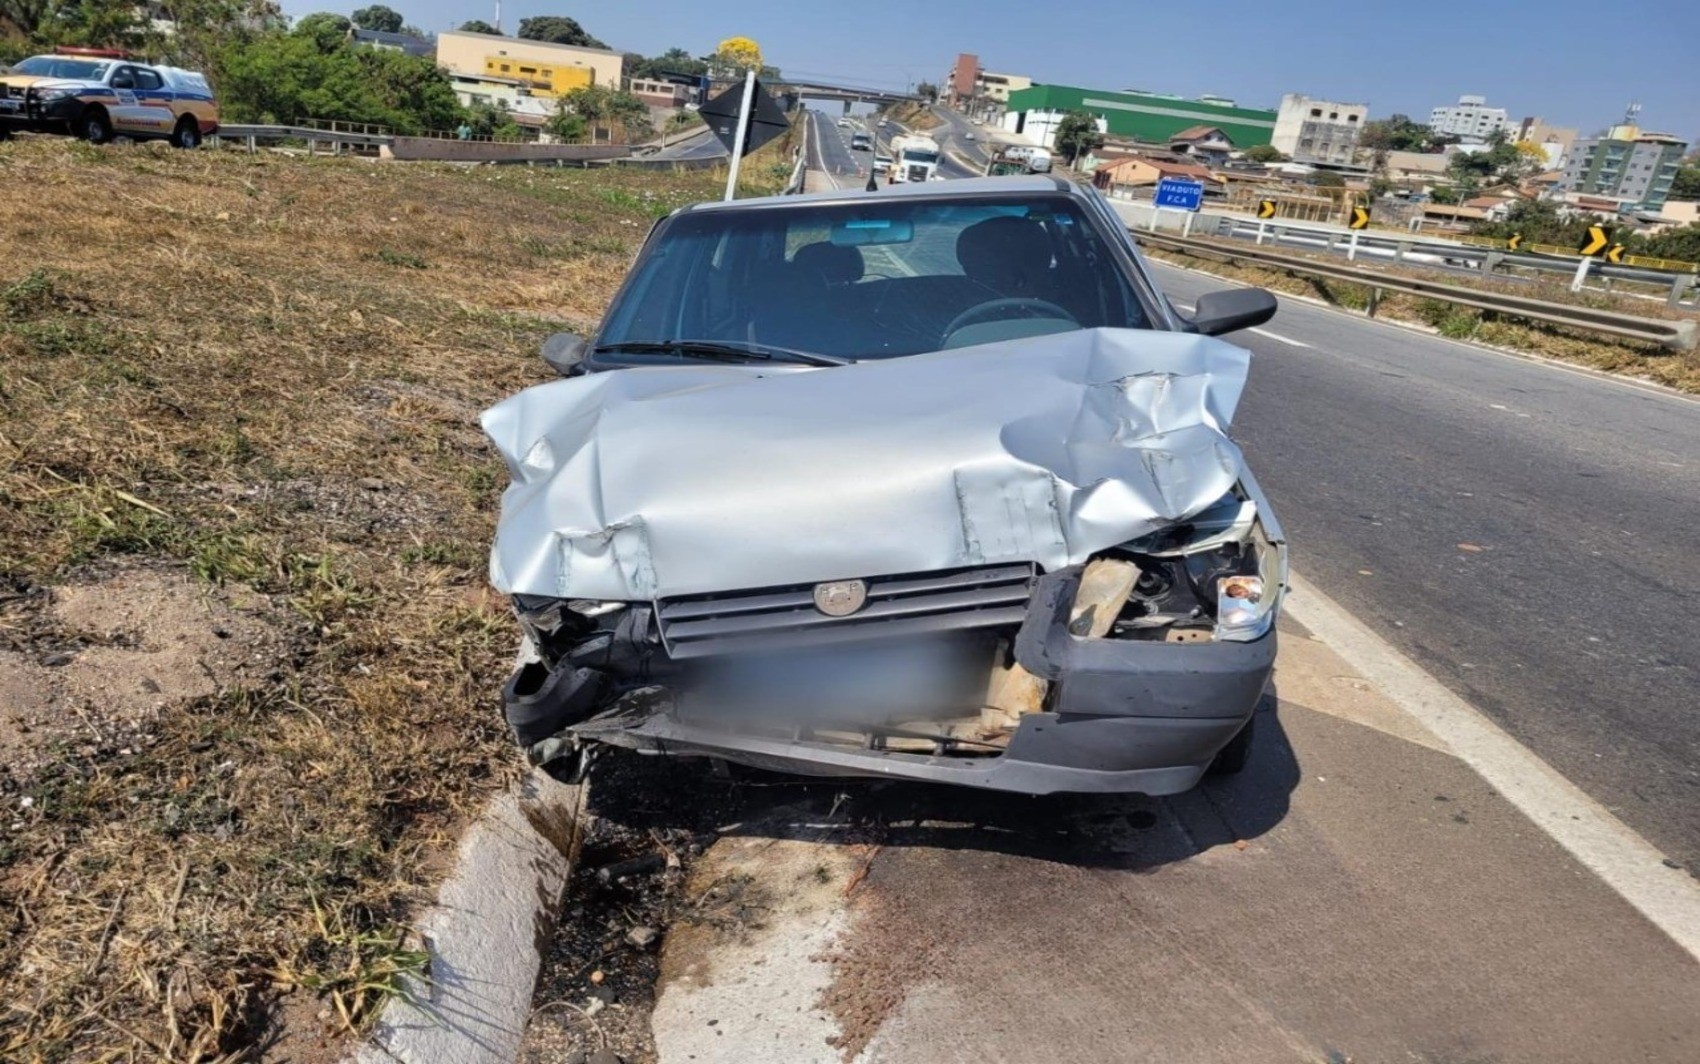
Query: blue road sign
xmin=1154 ymin=178 xmax=1205 ymax=211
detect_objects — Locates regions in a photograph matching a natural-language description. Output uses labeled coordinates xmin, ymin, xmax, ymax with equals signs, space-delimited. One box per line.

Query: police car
xmin=0 ymin=48 xmax=218 ymax=147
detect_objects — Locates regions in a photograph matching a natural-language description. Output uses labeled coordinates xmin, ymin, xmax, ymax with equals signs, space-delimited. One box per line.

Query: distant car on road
xmin=872 ymin=154 xmax=893 ymax=175
xmin=965 ymin=132 xmax=976 ymax=141
xmin=836 ymin=117 xmax=849 ymax=128
xmin=0 ymin=49 xmax=218 ymax=147
xmin=850 ymin=131 xmax=872 ymax=151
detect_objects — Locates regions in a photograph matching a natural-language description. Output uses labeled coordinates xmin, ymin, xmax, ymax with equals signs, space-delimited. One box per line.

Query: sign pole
xmin=1182 ymin=210 xmax=1194 ymax=238
xmin=1347 ymin=230 xmax=1360 ymax=262
xmin=722 ymin=68 xmax=757 ymax=202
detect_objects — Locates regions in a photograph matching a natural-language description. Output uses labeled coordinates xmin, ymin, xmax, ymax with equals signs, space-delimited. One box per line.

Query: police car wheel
xmin=82 ymin=109 xmax=111 ymax=144
xmin=171 ymin=119 xmax=200 ymax=150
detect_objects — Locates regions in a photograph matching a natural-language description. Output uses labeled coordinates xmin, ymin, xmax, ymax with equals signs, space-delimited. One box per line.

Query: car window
xmin=598 ymin=196 xmax=1151 ymax=360
xmin=14 ymin=57 xmax=109 ymax=80
xmin=110 ymin=67 xmax=136 ymax=89
xmin=133 ymin=68 xmax=163 ymax=91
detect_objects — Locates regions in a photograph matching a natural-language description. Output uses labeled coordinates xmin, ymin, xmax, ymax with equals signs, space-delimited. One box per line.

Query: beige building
xmin=435 ymin=30 xmax=622 ymax=99
xmin=977 ymin=71 xmax=1031 ymax=103
xmin=1270 ymin=93 xmax=1366 ymax=167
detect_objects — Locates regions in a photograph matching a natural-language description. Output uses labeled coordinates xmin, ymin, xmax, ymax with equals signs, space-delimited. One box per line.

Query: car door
xmin=104 ymin=65 xmax=169 ymax=136
xmin=128 ymin=66 xmax=175 ymax=136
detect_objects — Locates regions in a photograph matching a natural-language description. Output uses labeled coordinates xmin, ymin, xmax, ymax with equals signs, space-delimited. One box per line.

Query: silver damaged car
xmin=484 ymin=176 xmax=1287 ymax=794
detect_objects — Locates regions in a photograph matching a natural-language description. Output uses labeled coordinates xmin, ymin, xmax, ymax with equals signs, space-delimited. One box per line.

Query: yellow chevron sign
xmin=1349 ymin=205 xmax=1371 ymax=230
xmin=1579 ymin=225 xmax=1610 ymax=256
xmin=1606 ymin=244 xmax=1626 ymax=264
xmin=1507 ymin=233 xmax=1522 ymax=251
xmin=1257 ymin=199 xmax=1277 ymax=219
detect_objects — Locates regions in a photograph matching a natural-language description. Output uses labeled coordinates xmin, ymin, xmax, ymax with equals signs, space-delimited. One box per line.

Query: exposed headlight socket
xmin=1215 ymin=575 xmax=1269 ymax=638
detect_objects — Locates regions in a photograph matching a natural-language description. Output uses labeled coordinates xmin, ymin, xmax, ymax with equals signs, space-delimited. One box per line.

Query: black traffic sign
xmin=1579 ymin=225 xmax=1610 ymax=256
xmin=700 ymin=78 xmax=789 ymax=157
xmin=1349 ymin=205 xmax=1371 ymax=230
xmin=1606 ymin=244 xmax=1626 ymax=264
xmin=1257 ymin=199 xmax=1277 ymax=219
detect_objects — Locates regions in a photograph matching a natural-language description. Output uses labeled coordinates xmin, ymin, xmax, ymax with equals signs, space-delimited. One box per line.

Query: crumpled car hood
xmin=482 ymin=327 xmax=1251 ymax=601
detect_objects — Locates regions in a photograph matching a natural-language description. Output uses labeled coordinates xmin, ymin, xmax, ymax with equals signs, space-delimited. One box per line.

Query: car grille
xmin=656 ymin=564 xmax=1036 ymax=659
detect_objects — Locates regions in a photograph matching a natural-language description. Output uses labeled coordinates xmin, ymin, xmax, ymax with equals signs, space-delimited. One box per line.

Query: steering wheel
xmin=942 ymin=297 xmax=1079 ymax=342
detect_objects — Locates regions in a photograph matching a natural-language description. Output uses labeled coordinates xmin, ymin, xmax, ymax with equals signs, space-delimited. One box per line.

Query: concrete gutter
xmin=349 ymin=769 xmax=588 ymax=1064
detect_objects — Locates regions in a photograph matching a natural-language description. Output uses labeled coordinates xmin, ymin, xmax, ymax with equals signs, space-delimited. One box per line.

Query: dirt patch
xmin=0 ymin=567 xmax=293 ymax=769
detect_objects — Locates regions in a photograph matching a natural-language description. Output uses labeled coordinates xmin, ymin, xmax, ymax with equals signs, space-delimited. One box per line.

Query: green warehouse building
xmin=1002 ymin=84 xmax=1277 ymax=150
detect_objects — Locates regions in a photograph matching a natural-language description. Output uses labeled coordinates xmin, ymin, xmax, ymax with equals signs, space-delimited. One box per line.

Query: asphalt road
xmin=1148 ymin=260 xmax=1700 ymax=871
xmin=649 ymin=125 xmax=727 ymax=161
xmin=806 ymin=108 xmax=865 ymax=185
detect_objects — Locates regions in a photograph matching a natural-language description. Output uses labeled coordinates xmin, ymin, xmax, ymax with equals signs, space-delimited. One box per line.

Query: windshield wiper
xmin=593 ymin=340 xmax=852 ymax=367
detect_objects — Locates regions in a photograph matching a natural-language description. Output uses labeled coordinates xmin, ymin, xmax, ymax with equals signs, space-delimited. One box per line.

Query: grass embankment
xmin=883 ymin=101 xmax=943 ymax=131
xmin=1142 ymin=242 xmax=1700 ymax=393
xmin=0 ymin=138 xmax=723 ymax=1061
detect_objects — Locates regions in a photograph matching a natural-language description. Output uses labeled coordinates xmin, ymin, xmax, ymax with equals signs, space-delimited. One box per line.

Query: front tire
xmin=170 ymin=117 xmax=201 ymax=149
xmin=80 ymin=107 xmax=111 ymax=144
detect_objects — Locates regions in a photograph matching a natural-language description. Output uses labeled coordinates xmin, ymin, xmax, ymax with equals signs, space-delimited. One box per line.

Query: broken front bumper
xmin=501 ymin=566 xmax=1274 ymax=796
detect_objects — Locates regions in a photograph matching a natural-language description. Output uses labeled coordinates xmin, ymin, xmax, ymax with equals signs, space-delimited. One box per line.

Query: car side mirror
xmin=540 ymin=333 xmax=587 ymax=376
xmin=1187 ymin=288 xmax=1278 ymax=337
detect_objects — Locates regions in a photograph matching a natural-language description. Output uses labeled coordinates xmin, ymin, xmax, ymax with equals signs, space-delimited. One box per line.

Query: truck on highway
xmin=986 ymin=144 xmax=1052 ymax=176
xmin=887 ymin=133 xmax=940 ymax=184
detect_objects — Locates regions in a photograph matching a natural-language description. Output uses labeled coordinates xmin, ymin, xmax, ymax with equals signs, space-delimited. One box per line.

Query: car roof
xmin=676 ymin=175 xmax=1082 ymax=215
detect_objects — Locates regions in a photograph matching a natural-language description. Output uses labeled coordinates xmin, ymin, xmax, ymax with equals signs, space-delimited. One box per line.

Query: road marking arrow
xmin=1257 ymin=199 xmax=1277 ymax=219
xmin=1349 ymin=205 xmax=1371 ymax=230
xmin=1579 ymin=225 xmax=1610 ymax=256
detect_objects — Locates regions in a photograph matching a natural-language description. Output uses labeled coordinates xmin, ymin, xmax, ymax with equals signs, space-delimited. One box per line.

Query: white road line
xmin=1283 ymin=571 xmax=1700 ymax=963
xmin=1248 ymin=327 xmax=1311 ymax=348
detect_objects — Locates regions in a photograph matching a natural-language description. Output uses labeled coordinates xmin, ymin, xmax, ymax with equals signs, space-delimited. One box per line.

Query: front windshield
xmin=598 ymin=196 xmax=1150 ymax=360
xmin=14 ymin=56 xmax=109 ymax=80
xmin=903 ymin=151 xmax=940 ymax=165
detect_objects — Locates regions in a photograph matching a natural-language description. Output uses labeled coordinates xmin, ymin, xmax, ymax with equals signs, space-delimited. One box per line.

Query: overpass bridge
xmin=778 ymin=79 xmax=918 ymax=108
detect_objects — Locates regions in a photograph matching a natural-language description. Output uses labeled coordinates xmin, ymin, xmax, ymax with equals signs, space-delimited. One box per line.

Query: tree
xmin=350 ymin=4 xmax=402 ymax=32
xmin=713 ymin=35 xmax=762 ymax=72
xmin=0 ymin=0 xmax=57 ymax=35
xmin=557 ymin=82 xmax=651 ymax=142
xmin=914 ymin=80 xmax=938 ymax=103
xmin=1359 ymin=114 xmax=1448 ymax=154
xmin=218 ymin=27 xmax=464 ymax=134
xmin=458 ymin=19 xmax=497 ymax=34
xmin=546 ymin=108 xmax=588 ymax=142
xmin=1054 ymin=110 xmax=1103 ymax=168
xmin=466 ymin=99 xmax=522 ymax=140
xmin=517 ymin=15 xmax=605 ymax=48
xmin=1243 ymin=144 xmax=1286 ymax=163
xmin=292 ymin=11 xmax=351 ymax=51
xmin=1672 ymin=165 xmax=1700 ymax=201
xmin=1309 ymin=170 xmax=1345 ymax=188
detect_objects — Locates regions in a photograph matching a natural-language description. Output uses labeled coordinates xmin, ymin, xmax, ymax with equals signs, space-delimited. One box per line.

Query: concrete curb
xmin=348 ymin=768 xmax=588 ymax=1064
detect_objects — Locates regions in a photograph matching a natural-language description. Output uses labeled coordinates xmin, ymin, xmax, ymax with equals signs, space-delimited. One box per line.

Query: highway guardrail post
xmin=1367 ymin=287 xmax=1381 ymax=318
xmin=1569 ymin=256 xmax=1591 ymax=293
xmin=1669 ymin=276 xmax=1695 ymax=308
xmin=1255 ymin=221 xmax=1268 ymax=245
xmin=1394 ymin=241 xmax=1410 ymax=264
xmin=1483 ymin=251 xmax=1503 ymax=275
xmin=1347 ymin=231 xmax=1360 ymax=262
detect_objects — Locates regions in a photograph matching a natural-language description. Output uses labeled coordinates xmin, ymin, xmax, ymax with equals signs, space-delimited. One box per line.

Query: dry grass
xmin=0 ymin=137 xmax=729 ymax=1062
xmin=1142 ymin=243 xmax=1700 ymax=393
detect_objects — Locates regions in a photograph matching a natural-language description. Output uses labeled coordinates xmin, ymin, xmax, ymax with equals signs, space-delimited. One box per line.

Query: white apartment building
xmin=1429 ymin=95 xmax=1509 ymax=140
xmin=1269 ymin=93 xmax=1366 ymax=166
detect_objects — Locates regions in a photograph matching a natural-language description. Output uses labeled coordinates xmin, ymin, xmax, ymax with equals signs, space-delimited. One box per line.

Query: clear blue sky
xmin=294 ymin=0 xmax=1700 ymax=141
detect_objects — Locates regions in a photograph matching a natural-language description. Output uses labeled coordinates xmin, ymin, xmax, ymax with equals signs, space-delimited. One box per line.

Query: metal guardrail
xmin=212 ymin=123 xmax=392 ymax=151
xmin=1457 ymin=234 xmax=1697 ymax=274
xmin=1202 ymin=214 xmax=1698 ymax=307
xmin=1137 ymin=229 xmax=1698 ymax=352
